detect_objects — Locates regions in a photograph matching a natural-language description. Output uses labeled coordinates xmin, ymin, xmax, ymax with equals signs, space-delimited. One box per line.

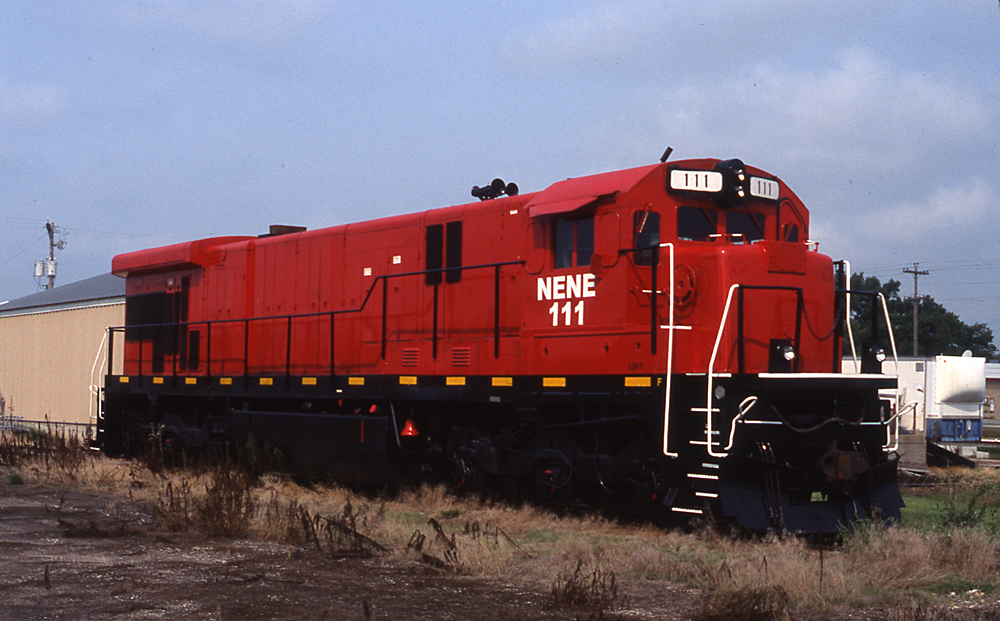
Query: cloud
xmin=502 ymin=0 xmax=850 ymax=72
xmin=503 ymin=0 xmax=667 ymax=69
xmin=652 ymin=47 xmax=989 ymax=173
xmin=94 ymin=0 xmax=335 ymax=44
xmin=0 ymin=78 xmax=68 ymax=129
xmin=811 ymin=175 xmax=997 ymax=273
xmin=863 ymin=177 xmax=995 ymax=239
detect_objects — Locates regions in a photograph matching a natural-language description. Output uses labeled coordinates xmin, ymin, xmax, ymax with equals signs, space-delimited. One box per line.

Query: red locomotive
xmin=98 ymin=156 xmax=902 ymax=532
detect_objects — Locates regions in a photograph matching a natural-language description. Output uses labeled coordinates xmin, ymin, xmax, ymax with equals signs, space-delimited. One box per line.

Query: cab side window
xmin=677 ymin=206 xmax=718 ymax=241
xmin=553 ymin=215 xmax=594 ymax=269
xmin=633 ymin=210 xmax=660 ymax=266
xmin=726 ymin=212 xmax=766 ymax=242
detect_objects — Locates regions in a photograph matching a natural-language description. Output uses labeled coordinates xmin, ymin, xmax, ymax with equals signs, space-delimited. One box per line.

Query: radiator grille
xmin=402 ymin=348 xmax=420 ymax=367
xmin=451 ymin=347 xmax=472 ymax=367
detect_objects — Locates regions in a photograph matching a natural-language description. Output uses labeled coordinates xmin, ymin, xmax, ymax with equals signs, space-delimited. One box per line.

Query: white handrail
xmin=842 ymin=260 xmax=859 ymax=370
xmin=724 ymin=396 xmax=759 ymax=452
xmin=660 ymin=242 xmax=678 ymax=457
xmin=88 ymin=329 xmax=110 ymax=441
xmin=885 ymin=401 xmax=917 ymax=452
xmin=842 ymin=272 xmax=903 ymax=452
xmin=703 ymin=276 xmax=901 ymax=460
xmin=876 ymin=292 xmax=900 ymax=375
xmin=703 ymin=284 xmax=741 ymax=458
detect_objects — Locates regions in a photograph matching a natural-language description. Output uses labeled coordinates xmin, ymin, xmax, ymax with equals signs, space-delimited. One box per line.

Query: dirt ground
xmin=0 ymin=479 xmax=705 ymax=621
xmin=5 ymin=477 xmax=1000 ymax=621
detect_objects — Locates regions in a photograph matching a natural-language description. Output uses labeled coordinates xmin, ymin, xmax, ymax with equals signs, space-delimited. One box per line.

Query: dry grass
xmin=5 ymin=434 xmax=1000 ymax=618
xmin=691 ymin=585 xmax=791 ymax=621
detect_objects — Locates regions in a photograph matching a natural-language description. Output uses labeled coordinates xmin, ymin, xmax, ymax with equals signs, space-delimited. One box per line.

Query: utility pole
xmin=903 ymin=263 xmax=929 ymax=356
xmin=38 ymin=222 xmax=66 ymax=290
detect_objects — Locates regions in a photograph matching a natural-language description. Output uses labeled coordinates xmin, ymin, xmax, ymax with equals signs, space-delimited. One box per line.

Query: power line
xmin=0 ymin=233 xmax=47 ymax=269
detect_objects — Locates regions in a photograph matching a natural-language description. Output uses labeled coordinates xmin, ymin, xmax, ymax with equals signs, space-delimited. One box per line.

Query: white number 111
xmin=549 ymin=301 xmax=584 ymax=326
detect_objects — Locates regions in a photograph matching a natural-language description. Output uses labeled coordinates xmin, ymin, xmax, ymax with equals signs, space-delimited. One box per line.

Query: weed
xmin=200 ymin=466 xmax=256 ymax=537
xmin=151 ymin=456 xmax=257 ymax=536
xmin=691 ymin=586 xmax=791 ymax=621
xmin=245 ymin=433 xmax=286 ymax=477
xmin=549 ymin=560 xmax=620 ymax=612
xmin=7 ymin=471 xmax=24 ymax=485
xmin=937 ymin=474 xmax=999 ymax=530
xmin=0 ymin=425 xmax=87 ymax=474
xmin=155 ymin=479 xmax=197 ymax=531
xmin=258 ymin=491 xmax=307 ymax=542
xmin=10 ymin=434 xmax=1000 ymax=618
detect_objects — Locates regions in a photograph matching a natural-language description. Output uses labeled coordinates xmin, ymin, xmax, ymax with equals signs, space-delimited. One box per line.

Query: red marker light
xmin=400 ymin=419 xmax=419 ymax=437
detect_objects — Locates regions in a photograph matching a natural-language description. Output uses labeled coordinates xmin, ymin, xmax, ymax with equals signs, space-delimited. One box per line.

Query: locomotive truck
xmin=97 ymin=156 xmax=903 ymax=533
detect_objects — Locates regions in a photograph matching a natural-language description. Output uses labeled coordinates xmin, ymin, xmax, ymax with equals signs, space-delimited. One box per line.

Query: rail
xmin=837 ymin=260 xmax=860 ymax=369
xmin=835 ymin=261 xmax=904 ymax=453
xmin=106 ymin=259 xmax=524 ymax=384
xmin=701 ymin=283 xmax=902 ymax=458
xmin=885 ymin=401 xmax=918 ymax=452
xmin=702 ymin=284 xmax=805 ymax=458
xmin=88 ymin=330 xmax=110 ymax=441
xmin=618 ymin=241 xmax=681 ymax=458
xmin=658 ymin=242 xmax=679 ymax=458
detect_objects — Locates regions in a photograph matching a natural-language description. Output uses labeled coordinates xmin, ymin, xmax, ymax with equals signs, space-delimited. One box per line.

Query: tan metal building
xmin=0 ymin=274 xmax=124 ymax=434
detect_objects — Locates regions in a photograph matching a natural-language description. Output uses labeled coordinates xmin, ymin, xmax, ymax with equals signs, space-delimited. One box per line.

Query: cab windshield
xmin=677 ymin=206 xmax=767 ymax=242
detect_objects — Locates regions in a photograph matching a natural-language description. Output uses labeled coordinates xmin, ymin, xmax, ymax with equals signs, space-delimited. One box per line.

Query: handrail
xmin=619 ymin=241 xmax=679 ymax=458
xmin=876 ymin=292 xmax=900 ymax=375
xmin=885 ymin=401 xmax=918 ymax=452
xmin=839 ymin=288 xmax=900 ymax=376
xmin=703 ymin=283 xmax=902 ymax=459
xmin=89 ymin=330 xmax=110 ymax=441
xmin=704 ymin=284 xmax=740 ymax=457
xmin=704 ymin=284 xmax=806 ymax=458
xmin=841 ymin=260 xmax=860 ymax=369
xmin=109 ymin=259 xmax=524 ymax=380
xmin=660 ymin=242 xmax=678 ymax=457
xmin=724 ymin=396 xmax=759 ymax=452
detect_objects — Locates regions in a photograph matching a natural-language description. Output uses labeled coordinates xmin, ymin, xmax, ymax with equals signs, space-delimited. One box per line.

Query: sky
xmin=2 ymin=1 xmax=999 ymax=347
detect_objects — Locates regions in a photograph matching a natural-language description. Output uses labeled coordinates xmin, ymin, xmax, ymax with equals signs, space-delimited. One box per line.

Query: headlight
xmin=781 ymin=344 xmax=796 ymax=361
xmin=714 ymin=159 xmax=748 ymax=208
xmin=861 ymin=342 xmax=887 ymax=374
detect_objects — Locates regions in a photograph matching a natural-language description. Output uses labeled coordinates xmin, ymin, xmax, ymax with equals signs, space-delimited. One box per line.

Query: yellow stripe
xmin=302 ymin=377 xmax=317 ymax=386
xmin=625 ymin=376 xmax=651 ymax=388
xmin=185 ymin=377 xmax=197 ymax=385
xmin=153 ymin=377 xmax=164 ymax=385
xmin=118 ymin=376 xmax=129 ymax=384
xmin=399 ymin=376 xmax=417 ymax=385
xmin=348 ymin=377 xmax=365 ymax=386
xmin=492 ymin=377 xmax=513 ymax=387
xmin=260 ymin=377 xmax=273 ymax=386
xmin=446 ymin=376 xmax=466 ymax=386
xmin=219 ymin=377 xmax=233 ymax=386
xmin=543 ymin=377 xmax=566 ymax=388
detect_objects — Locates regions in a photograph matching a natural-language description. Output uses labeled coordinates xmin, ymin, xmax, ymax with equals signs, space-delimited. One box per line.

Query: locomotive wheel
xmin=531 ymin=459 xmax=572 ymax=502
xmin=450 ymin=453 xmax=484 ymax=495
xmin=161 ymin=433 xmax=182 ymax=468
